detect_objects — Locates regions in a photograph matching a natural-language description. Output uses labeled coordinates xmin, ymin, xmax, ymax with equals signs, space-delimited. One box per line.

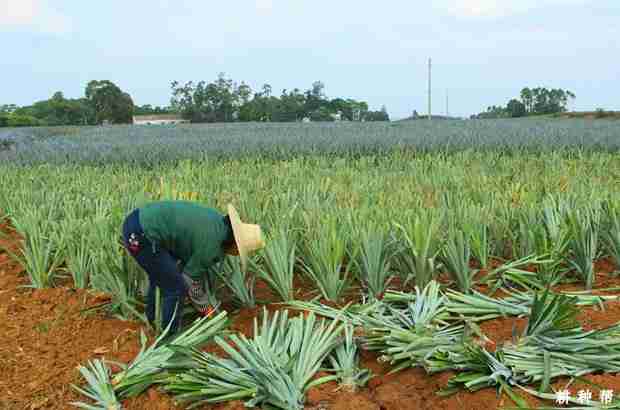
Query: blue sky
xmin=1 ymin=0 xmax=618 ymax=119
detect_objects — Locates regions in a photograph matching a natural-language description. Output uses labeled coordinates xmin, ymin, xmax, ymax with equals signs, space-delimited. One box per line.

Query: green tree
xmin=254 ymin=84 xmax=278 ymax=121
xmin=365 ymin=105 xmax=390 ymax=121
xmin=520 ymin=88 xmax=533 ymax=113
xmin=85 ymin=80 xmax=134 ymax=124
xmin=309 ymin=106 xmax=334 ymax=122
xmin=171 ymin=76 xmax=381 ymax=124
xmin=8 ymin=93 xmax=93 ymax=126
xmin=352 ymin=100 xmax=369 ymax=121
xmin=236 ymin=82 xmax=252 ymax=104
xmin=0 ymin=104 xmax=19 ymax=114
xmin=276 ymin=88 xmax=306 ymax=122
xmin=506 ymin=99 xmax=526 ymax=117
xmin=170 ymin=80 xmax=197 ymax=120
xmin=6 ymin=114 xmax=40 ymax=127
xmin=530 ymin=87 xmax=574 ymax=115
xmin=304 ymin=81 xmax=326 ymax=116
xmin=133 ymin=104 xmax=174 ymax=115
xmin=171 ymin=74 xmax=248 ymax=122
xmin=473 ymin=105 xmax=508 ymax=119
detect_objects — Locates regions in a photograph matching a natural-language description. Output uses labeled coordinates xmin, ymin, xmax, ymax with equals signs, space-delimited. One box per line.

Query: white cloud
xmin=0 ymin=0 xmax=72 ymax=33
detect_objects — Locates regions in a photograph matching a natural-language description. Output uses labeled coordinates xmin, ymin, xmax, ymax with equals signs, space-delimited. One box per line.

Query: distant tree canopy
xmin=133 ymin=104 xmax=174 ymax=116
xmin=1 ymin=75 xmax=390 ymax=127
xmin=472 ymin=87 xmax=576 ymax=119
xmin=170 ymin=73 xmax=389 ymax=123
xmin=1 ymin=93 xmax=92 ymax=127
xmin=85 ymin=80 xmax=134 ymax=124
xmin=1 ymin=80 xmax=134 ymax=127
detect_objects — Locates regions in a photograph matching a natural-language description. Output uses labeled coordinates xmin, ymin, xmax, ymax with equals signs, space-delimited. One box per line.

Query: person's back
xmin=139 ymin=200 xmax=231 ymax=280
xmin=120 ymin=201 xmax=264 ymax=334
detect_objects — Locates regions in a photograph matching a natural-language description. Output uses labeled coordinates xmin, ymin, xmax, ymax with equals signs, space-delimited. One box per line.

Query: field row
xmin=2 ymin=119 xmax=620 ymax=165
xmin=2 ymin=138 xmax=620 ymax=408
xmin=1 ymin=151 xmax=619 ymax=312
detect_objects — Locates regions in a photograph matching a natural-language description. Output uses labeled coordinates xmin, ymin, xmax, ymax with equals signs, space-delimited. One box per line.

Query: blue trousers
xmin=121 ymin=208 xmax=187 ymax=334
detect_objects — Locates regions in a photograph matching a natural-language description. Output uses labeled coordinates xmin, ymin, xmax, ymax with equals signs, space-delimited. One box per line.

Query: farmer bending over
xmin=121 ymin=201 xmax=264 ymax=334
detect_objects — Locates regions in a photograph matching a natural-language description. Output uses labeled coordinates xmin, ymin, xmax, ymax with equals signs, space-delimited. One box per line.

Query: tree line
xmin=1 ymin=74 xmax=389 ymax=127
xmin=0 ymin=81 xmax=135 ymax=127
xmin=170 ymin=73 xmax=389 ymax=123
xmin=471 ymin=87 xmax=576 ymax=119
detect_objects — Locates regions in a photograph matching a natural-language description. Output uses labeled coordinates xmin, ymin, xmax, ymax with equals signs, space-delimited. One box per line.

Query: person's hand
xmin=182 ymin=274 xmax=220 ymax=318
xmin=188 ymin=278 xmax=204 ymax=299
xmin=195 ymin=300 xmax=221 ymax=318
xmin=198 ymin=305 xmax=216 ymax=318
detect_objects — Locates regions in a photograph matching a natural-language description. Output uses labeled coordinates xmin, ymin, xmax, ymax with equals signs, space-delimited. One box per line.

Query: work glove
xmin=183 ymin=273 xmax=220 ymax=317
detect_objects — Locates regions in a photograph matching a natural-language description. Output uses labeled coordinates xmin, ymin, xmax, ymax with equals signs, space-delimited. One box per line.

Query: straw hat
xmin=227 ymin=204 xmax=265 ymax=271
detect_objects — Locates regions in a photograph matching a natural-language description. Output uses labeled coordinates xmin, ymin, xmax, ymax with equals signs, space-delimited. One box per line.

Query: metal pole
xmin=428 ymin=58 xmax=432 ymax=121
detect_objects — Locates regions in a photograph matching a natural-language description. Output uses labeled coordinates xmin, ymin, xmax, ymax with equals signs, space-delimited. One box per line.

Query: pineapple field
xmin=1 ymin=119 xmax=620 ymax=410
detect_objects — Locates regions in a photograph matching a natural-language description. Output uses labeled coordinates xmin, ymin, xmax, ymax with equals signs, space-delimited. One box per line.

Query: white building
xmin=132 ymin=114 xmax=189 ymax=125
xmin=330 ymin=111 xmax=342 ymax=121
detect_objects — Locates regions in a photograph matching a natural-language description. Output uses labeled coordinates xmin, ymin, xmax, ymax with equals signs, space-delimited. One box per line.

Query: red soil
xmin=2 ymin=220 xmax=620 ymax=410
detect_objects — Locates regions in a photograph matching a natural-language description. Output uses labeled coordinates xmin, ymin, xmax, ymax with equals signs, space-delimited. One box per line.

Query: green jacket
xmin=138 ymin=200 xmax=231 ymax=281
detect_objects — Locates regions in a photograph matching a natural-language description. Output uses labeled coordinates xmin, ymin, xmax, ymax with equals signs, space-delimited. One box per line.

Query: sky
xmin=1 ymin=0 xmax=618 ymax=119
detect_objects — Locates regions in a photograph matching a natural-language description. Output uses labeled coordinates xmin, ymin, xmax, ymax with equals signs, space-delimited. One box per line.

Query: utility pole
xmin=428 ymin=58 xmax=432 ymax=121
xmin=446 ymin=89 xmax=449 ymax=118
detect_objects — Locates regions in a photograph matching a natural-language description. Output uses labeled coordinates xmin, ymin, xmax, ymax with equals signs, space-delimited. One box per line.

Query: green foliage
xmin=70 ymin=359 xmax=121 ymax=410
xmin=85 ymin=80 xmax=134 ymax=124
xmin=523 ymin=289 xmax=580 ymax=338
xmin=3 ymin=120 xmax=620 ymax=166
xmin=217 ymin=256 xmax=256 ymax=308
xmin=7 ymin=207 xmax=67 ymax=288
xmin=440 ymin=223 xmax=474 ymax=293
xmin=171 ymin=73 xmax=379 ymax=123
xmin=164 ymin=309 xmax=344 ymax=410
xmin=354 ymin=225 xmax=394 ymax=300
xmin=602 ymin=201 xmax=620 ymax=270
xmin=362 ymin=281 xmax=463 ymax=373
xmin=253 ymin=228 xmax=298 ymax=302
xmin=23 ymin=92 xmax=93 ymax=126
xmin=473 ymin=86 xmax=575 ymax=118
xmin=327 ymin=324 xmax=372 ymax=392
xmin=6 ymin=113 xmax=41 ymax=127
xmin=566 ymin=207 xmax=600 ymax=290
xmin=393 ymin=210 xmax=443 ymax=289
xmin=506 ymin=98 xmax=526 ymax=118
xmin=365 ymin=105 xmax=390 ymax=121
xmin=1 ymin=85 xmax=125 ymax=127
xmin=300 ymin=215 xmax=353 ymax=302
xmin=133 ymin=104 xmax=175 ymax=116
xmin=111 ymin=311 xmax=229 ymax=399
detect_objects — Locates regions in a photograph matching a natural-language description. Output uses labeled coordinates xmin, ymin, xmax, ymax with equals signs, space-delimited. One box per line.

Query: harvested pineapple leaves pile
xmin=288 ymin=282 xmax=620 ymax=409
xmin=71 ymin=307 xmax=370 ymax=410
xmin=164 ymin=309 xmax=366 ymax=410
xmin=65 ymin=253 xmax=620 ymax=409
xmin=71 ymin=312 xmax=230 ymax=410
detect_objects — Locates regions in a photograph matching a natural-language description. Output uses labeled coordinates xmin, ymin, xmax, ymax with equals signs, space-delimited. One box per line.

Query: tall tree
xmin=507 ymin=99 xmax=526 ymax=117
xmin=133 ymin=104 xmax=174 ymax=115
xmin=171 ymin=76 xmax=380 ymax=123
xmin=304 ymin=81 xmax=326 ymax=116
xmin=85 ymin=80 xmax=134 ymax=124
xmin=0 ymin=104 xmax=19 ymax=114
xmin=520 ymin=88 xmax=533 ymax=113
xmin=365 ymin=105 xmax=390 ymax=121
